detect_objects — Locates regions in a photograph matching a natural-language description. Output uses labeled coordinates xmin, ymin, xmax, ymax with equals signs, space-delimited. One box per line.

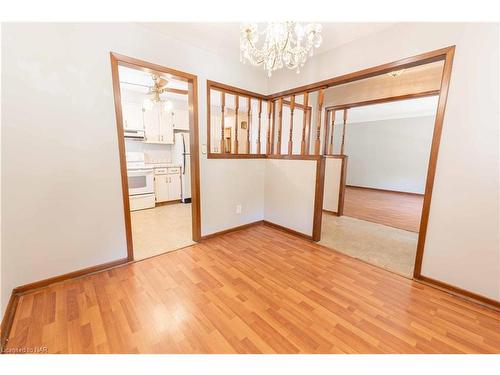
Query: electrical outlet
xmin=236 ymin=204 xmax=242 ymax=214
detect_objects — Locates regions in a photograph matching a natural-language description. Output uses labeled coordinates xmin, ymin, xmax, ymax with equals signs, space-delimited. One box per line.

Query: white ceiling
xmin=118 ymin=65 xmax=188 ymax=101
xmin=139 ymin=22 xmax=394 ymax=64
xmin=337 ymin=96 xmax=439 ymax=124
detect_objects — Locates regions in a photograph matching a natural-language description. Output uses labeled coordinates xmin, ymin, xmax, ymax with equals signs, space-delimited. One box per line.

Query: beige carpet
xmin=319 ymin=214 xmax=418 ymax=277
xmin=131 ymin=203 xmax=195 ymax=260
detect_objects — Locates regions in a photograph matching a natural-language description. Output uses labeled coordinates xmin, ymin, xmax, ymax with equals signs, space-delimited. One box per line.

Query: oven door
xmin=127 ymin=168 xmax=154 ymax=196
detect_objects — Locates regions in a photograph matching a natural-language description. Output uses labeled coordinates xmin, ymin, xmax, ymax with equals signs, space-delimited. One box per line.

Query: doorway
xmin=110 ymin=53 xmax=201 ymax=261
xmin=318 ymin=56 xmax=450 ymax=278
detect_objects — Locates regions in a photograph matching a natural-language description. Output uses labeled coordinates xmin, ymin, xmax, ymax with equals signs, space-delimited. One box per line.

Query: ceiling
xmin=118 ymin=65 xmax=188 ymax=101
xmin=139 ymin=22 xmax=394 ymax=66
xmin=337 ymin=95 xmax=439 ymax=124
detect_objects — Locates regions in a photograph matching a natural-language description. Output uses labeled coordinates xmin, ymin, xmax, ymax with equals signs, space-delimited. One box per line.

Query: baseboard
xmin=346 ymin=184 xmax=424 ymax=196
xmin=262 ymin=220 xmax=313 ymax=240
xmin=414 ymin=274 xmax=500 ymax=311
xmin=155 ymin=199 xmax=182 ymax=207
xmin=14 ymin=257 xmax=129 ymax=295
xmin=0 ymin=292 xmax=20 ymax=353
xmin=322 ymin=209 xmax=339 ymax=216
xmin=200 ymin=220 xmax=264 ymax=240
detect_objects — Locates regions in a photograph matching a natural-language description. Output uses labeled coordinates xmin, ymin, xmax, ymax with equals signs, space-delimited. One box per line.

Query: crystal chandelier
xmin=240 ymin=22 xmax=323 ymax=77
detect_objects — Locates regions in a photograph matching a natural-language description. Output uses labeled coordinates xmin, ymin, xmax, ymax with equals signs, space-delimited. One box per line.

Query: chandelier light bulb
xmin=240 ymin=22 xmax=322 ymax=77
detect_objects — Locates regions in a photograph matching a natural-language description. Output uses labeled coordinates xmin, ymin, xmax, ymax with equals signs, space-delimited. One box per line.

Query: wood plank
xmin=7 ymin=224 xmax=498 ymax=354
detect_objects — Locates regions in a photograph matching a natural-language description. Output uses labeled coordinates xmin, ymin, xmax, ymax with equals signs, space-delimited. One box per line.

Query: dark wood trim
xmin=262 ymin=220 xmax=313 ymax=240
xmin=267 ymin=46 xmax=454 ymax=99
xmin=0 ymin=292 xmax=20 ymax=353
xmin=13 ymin=258 xmax=129 ymax=295
xmin=322 ymin=209 xmax=339 ymax=216
xmin=414 ymin=275 xmax=500 ymax=311
xmin=338 ymin=156 xmax=348 ymax=216
xmin=346 ymin=184 xmax=424 ymax=197
xmin=155 ymin=199 xmax=182 ymax=207
xmin=200 ymin=220 xmax=264 ymax=240
xmin=207 ymin=80 xmax=268 ymax=100
xmin=110 ymin=52 xmax=202 ymax=250
xmin=413 ymin=46 xmax=455 ymax=278
xmin=110 ymin=53 xmax=134 ymax=261
xmin=266 ymin=154 xmax=322 ymax=161
xmin=312 ymin=156 xmax=326 ymax=241
xmin=324 ymin=90 xmax=440 ymax=111
xmin=207 ymin=153 xmax=267 ymax=159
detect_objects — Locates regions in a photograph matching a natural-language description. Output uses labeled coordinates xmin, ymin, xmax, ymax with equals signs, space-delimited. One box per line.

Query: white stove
xmin=126 ymin=152 xmax=155 ymax=211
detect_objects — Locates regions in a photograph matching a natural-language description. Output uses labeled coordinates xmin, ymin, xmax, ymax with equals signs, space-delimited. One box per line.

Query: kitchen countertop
xmin=145 ymin=163 xmax=181 ymax=168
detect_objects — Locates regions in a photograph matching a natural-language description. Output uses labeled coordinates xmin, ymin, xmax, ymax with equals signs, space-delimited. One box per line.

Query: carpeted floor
xmin=320 ymin=213 xmax=418 ymax=277
xmin=131 ymin=202 xmax=194 ymax=260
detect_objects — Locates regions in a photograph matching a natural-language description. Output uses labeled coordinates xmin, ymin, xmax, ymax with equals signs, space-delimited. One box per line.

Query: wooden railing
xmin=207 ymin=80 xmax=347 ymax=158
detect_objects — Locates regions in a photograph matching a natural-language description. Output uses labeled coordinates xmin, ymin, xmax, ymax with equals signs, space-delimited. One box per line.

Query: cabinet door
xmin=154 ymin=175 xmax=169 ymax=203
xmin=159 ymin=109 xmax=174 ymax=144
xmin=173 ymin=109 xmax=190 ymax=130
xmin=143 ymin=106 xmax=160 ymax=143
xmin=167 ymin=174 xmax=181 ymax=200
xmin=122 ymin=102 xmax=143 ymax=130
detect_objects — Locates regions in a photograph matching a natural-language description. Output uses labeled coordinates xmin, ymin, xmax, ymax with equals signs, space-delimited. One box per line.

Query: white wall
xmin=341 ymin=116 xmax=435 ymax=194
xmin=323 ymin=158 xmax=342 ymax=213
xmin=269 ymin=23 xmax=500 ymax=301
xmin=1 ymin=22 xmax=268 ymax=317
xmin=264 ymin=159 xmax=317 ymax=236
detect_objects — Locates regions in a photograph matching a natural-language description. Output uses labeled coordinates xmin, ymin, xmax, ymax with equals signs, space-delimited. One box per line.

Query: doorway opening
xmin=319 ymin=58 xmax=447 ymax=278
xmin=110 ymin=53 xmax=201 ymax=261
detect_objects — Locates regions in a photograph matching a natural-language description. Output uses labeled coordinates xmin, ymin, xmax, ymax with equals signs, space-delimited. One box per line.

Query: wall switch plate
xmin=236 ymin=204 xmax=242 ymax=214
xmin=201 ymin=144 xmax=207 ymax=154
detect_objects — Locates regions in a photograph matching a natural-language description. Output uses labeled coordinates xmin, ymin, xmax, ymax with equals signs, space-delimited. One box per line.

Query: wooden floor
xmin=6 ymin=225 xmax=500 ymax=354
xmin=344 ymin=186 xmax=424 ymax=232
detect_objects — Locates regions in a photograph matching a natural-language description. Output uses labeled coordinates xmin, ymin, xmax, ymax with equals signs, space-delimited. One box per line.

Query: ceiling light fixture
xmin=240 ymin=22 xmax=322 ymax=77
xmin=142 ymin=74 xmax=174 ymax=111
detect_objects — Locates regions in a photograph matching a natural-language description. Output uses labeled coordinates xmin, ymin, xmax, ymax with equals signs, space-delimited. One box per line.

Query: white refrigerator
xmin=174 ymin=132 xmax=191 ymax=203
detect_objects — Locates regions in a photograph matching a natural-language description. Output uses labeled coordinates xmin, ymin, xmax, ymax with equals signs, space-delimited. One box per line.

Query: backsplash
xmin=125 ymin=139 xmax=172 ymax=164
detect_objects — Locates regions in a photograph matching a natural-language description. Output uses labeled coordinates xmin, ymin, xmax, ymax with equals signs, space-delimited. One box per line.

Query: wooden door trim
xmin=110 ymin=52 xmax=202 ymax=262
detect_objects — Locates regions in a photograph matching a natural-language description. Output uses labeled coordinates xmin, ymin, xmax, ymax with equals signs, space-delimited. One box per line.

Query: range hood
xmin=124 ymin=129 xmax=145 ymax=140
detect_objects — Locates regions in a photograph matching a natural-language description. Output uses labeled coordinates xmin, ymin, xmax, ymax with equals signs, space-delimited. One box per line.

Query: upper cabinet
xmin=172 ymin=109 xmax=190 ymax=131
xmin=143 ymin=103 xmax=174 ymax=144
xmin=122 ymin=102 xmax=144 ymax=131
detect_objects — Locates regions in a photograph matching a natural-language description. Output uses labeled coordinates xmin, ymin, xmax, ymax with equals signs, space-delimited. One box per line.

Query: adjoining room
xmin=118 ymin=65 xmax=194 ymax=260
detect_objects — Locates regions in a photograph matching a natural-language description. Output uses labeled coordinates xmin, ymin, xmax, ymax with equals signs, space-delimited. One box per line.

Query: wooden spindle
xmin=340 ymin=108 xmax=348 ymax=155
xmin=276 ymin=98 xmax=283 ymax=155
xmin=314 ymin=89 xmax=325 ymax=155
xmin=267 ymin=101 xmax=273 ymax=154
xmin=247 ymin=97 xmax=251 ymax=154
xmin=288 ymin=95 xmax=295 ymax=155
xmin=220 ymin=91 xmax=225 ymax=153
xmin=234 ymin=95 xmax=239 ymax=154
xmin=257 ymin=99 xmax=262 ymax=154
xmin=300 ymin=92 xmax=309 ymax=155
xmin=323 ymin=109 xmax=330 ymax=155
xmin=329 ymin=110 xmax=335 ymax=155
xmin=306 ymin=108 xmax=312 ymax=154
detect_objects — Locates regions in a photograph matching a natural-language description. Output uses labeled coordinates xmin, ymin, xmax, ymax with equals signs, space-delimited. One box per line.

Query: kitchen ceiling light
xmin=240 ymin=22 xmax=322 ymax=77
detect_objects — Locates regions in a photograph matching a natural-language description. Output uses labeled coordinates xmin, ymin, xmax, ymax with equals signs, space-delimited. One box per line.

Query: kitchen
xmin=119 ymin=65 xmax=193 ymax=260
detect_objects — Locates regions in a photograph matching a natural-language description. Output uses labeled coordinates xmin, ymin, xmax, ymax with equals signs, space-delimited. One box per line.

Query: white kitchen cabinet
xmin=154 ymin=167 xmax=181 ymax=203
xmin=143 ymin=103 xmax=174 ymax=144
xmin=167 ymin=171 xmax=181 ymax=200
xmin=172 ymin=109 xmax=190 ymax=131
xmin=122 ymin=102 xmax=143 ymax=130
xmin=154 ymin=174 xmax=169 ymax=203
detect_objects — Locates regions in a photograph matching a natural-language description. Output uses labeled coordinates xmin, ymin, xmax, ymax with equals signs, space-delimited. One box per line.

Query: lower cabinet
xmin=154 ymin=167 xmax=181 ymax=203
